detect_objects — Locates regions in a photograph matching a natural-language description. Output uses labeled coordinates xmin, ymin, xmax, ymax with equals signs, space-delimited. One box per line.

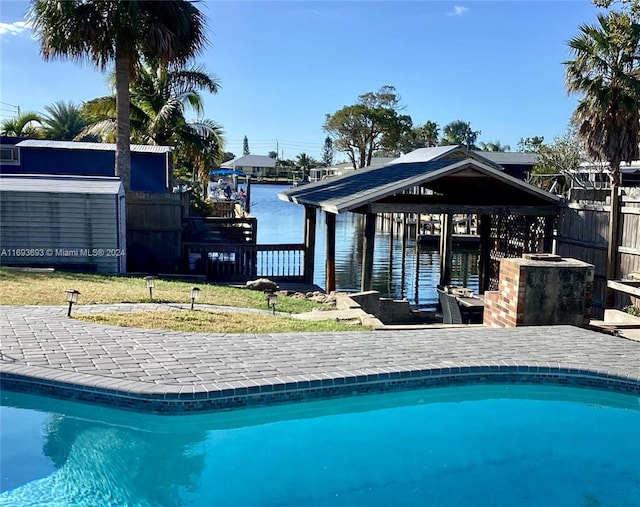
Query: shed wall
xmin=0 ymin=190 xmax=124 ymax=273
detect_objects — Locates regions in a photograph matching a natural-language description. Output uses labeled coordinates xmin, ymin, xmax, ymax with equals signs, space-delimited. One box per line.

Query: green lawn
xmin=0 ymin=268 xmax=369 ymax=333
xmin=76 ymin=310 xmax=365 ymax=334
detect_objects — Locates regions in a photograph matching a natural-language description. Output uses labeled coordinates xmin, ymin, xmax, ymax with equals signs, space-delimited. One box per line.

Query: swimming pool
xmin=1 ymin=385 xmax=639 ymax=507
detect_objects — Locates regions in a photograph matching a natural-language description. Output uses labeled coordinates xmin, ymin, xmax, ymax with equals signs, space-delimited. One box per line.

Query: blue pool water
xmin=1 ymin=385 xmax=639 ymax=507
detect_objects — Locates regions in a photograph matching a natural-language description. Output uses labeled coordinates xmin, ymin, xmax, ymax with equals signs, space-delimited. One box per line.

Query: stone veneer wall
xmin=484 ymin=255 xmax=594 ymax=328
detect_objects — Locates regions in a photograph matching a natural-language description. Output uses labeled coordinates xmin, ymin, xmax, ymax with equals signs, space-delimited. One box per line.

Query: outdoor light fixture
xmin=144 ymin=276 xmax=156 ymax=300
xmin=65 ymin=289 xmax=80 ymax=317
xmin=190 ymin=286 xmax=201 ymax=310
xmin=265 ymin=289 xmax=278 ymax=315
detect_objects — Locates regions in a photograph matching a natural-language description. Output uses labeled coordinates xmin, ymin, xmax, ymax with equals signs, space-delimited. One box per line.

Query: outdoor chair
xmin=437 ymin=288 xmax=463 ymax=324
xmin=437 ymin=288 xmax=481 ymax=325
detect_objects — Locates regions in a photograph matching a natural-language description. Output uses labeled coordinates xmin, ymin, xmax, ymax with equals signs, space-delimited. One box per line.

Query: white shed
xmin=0 ymin=175 xmax=126 ymax=273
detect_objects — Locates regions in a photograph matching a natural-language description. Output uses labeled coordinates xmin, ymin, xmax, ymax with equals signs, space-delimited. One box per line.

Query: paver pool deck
xmin=1 ymin=304 xmax=639 ymax=413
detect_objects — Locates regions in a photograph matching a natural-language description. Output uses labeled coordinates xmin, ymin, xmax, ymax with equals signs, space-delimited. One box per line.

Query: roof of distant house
xmin=222 ymin=155 xmax=277 ymax=168
xmin=0 ymin=174 xmax=123 ymax=194
xmin=16 ymin=139 xmax=172 ymax=154
xmin=472 ymin=150 xmax=538 ymax=166
xmin=334 ymin=157 xmax=397 ymax=170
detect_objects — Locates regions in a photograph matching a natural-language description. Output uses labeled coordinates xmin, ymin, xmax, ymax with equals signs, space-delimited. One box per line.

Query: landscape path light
xmin=144 ymin=276 xmax=156 ymax=300
xmin=65 ymin=289 xmax=80 ymax=317
xmin=265 ymin=289 xmax=278 ymax=315
xmin=190 ymin=286 xmax=201 ymax=311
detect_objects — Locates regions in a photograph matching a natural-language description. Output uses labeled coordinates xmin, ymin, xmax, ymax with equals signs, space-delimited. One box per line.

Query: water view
xmin=249 ymin=184 xmax=478 ymax=307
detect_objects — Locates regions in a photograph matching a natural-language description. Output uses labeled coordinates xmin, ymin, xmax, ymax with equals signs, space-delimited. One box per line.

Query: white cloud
xmin=447 ymin=6 xmax=469 ymax=17
xmin=0 ymin=21 xmax=30 ymax=37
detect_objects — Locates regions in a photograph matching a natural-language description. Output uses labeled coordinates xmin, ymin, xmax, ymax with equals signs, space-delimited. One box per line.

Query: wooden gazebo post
xmin=361 ymin=212 xmax=376 ymax=291
xmin=303 ymin=205 xmax=316 ymax=285
xmin=325 ymin=212 xmax=336 ymax=293
xmin=478 ymin=214 xmax=492 ymax=293
xmin=439 ymin=213 xmax=453 ymax=286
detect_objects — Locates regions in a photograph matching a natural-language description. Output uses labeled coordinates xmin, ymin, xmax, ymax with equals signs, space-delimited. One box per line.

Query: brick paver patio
xmin=1 ymin=304 xmax=639 ymax=412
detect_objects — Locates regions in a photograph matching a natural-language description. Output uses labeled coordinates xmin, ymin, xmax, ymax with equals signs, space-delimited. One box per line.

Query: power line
xmin=0 ymin=102 xmax=20 ymax=116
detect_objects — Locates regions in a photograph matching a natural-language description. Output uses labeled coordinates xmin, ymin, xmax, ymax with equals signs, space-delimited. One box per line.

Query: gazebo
xmin=279 ymin=145 xmax=561 ymax=295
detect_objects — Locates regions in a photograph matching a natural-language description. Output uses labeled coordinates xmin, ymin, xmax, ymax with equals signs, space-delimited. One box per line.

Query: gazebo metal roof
xmin=279 ymin=145 xmax=560 ymax=215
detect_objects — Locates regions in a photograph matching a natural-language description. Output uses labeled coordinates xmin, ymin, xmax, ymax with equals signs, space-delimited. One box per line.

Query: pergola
xmin=279 ymin=145 xmax=561 ymax=294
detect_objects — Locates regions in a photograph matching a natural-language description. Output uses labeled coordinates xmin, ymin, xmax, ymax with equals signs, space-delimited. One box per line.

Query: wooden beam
xmin=401 ymin=213 xmax=408 ymax=297
xmin=555 ymin=236 xmax=608 ymax=250
xmin=606 ymin=186 xmax=621 ymax=307
xmin=439 ymin=213 xmax=453 ymax=286
xmin=388 ymin=214 xmax=395 ymax=290
xmin=619 ymin=246 xmax=640 ymax=256
xmin=607 ymin=280 xmax=640 ymax=298
xmin=366 ymin=203 xmax=559 ymax=216
xmin=303 ymin=205 xmax=316 ymax=285
xmin=543 ymin=215 xmax=555 ymax=253
xmin=478 ymin=214 xmax=492 ymax=293
xmin=361 ymin=212 xmax=376 ymax=291
xmin=325 ymin=212 xmax=336 ymax=293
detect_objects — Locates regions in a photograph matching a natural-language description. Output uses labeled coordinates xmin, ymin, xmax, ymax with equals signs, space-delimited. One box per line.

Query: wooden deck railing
xmin=256 ymin=244 xmax=305 ymax=280
xmin=182 ymin=242 xmax=306 ymax=282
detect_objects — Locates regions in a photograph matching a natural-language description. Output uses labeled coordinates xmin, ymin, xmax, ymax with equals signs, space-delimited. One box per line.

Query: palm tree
xmin=1 ymin=111 xmax=44 ymax=137
xmin=420 ymin=121 xmax=440 ymax=147
xmin=564 ymin=11 xmax=640 ymax=300
xmin=296 ymin=153 xmax=314 ymax=171
xmin=83 ymin=60 xmax=224 ymax=184
xmin=478 ymin=141 xmax=511 ymax=152
xmin=439 ymin=120 xmax=481 ymax=149
xmin=41 ymin=101 xmax=90 ymax=140
xmin=565 ymin=12 xmax=640 ymax=185
xmin=29 ymin=0 xmax=208 ymax=191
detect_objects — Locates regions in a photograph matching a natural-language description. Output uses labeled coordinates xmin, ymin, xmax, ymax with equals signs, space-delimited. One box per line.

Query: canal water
xmin=249 ymin=184 xmax=478 ymax=307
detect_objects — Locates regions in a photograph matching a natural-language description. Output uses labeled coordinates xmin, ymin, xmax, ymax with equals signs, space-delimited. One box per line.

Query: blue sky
xmin=1 ymin=1 xmax=602 ymax=161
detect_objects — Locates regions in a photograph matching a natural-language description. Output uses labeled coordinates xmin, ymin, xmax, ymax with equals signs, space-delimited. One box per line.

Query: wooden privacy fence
xmin=555 ymin=187 xmax=640 ymax=319
xmin=126 ymin=192 xmax=185 ymax=272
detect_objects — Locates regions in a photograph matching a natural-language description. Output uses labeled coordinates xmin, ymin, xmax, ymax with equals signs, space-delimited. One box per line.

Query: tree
xmin=41 ymin=101 xmax=90 ymax=140
xmin=242 ymin=135 xmax=250 ymax=155
xmin=439 ymin=120 xmax=481 ymax=149
xmin=82 ymin=59 xmax=224 ymax=184
xmin=222 ymin=151 xmax=235 ymax=162
xmin=565 ymin=12 xmax=640 ymax=186
xmin=420 ymin=121 xmax=440 ymax=147
xmin=29 ymin=0 xmax=208 ymax=192
xmin=394 ymin=120 xmax=440 ymax=154
xmin=321 ymin=135 xmax=334 ymax=167
xmin=295 ymin=152 xmax=317 ymax=175
xmin=0 ymin=111 xmax=44 ymax=137
xmin=528 ymin=131 xmax=586 ymax=194
xmin=565 ymin=9 xmax=640 ymax=301
xmin=594 ymin=0 xmax=640 ymax=18
xmin=267 ymin=151 xmax=277 ymax=159
xmin=478 ymin=140 xmax=511 ymax=152
xmin=517 ymin=136 xmax=545 ymax=153
xmin=324 ymin=85 xmax=412 ymax=169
